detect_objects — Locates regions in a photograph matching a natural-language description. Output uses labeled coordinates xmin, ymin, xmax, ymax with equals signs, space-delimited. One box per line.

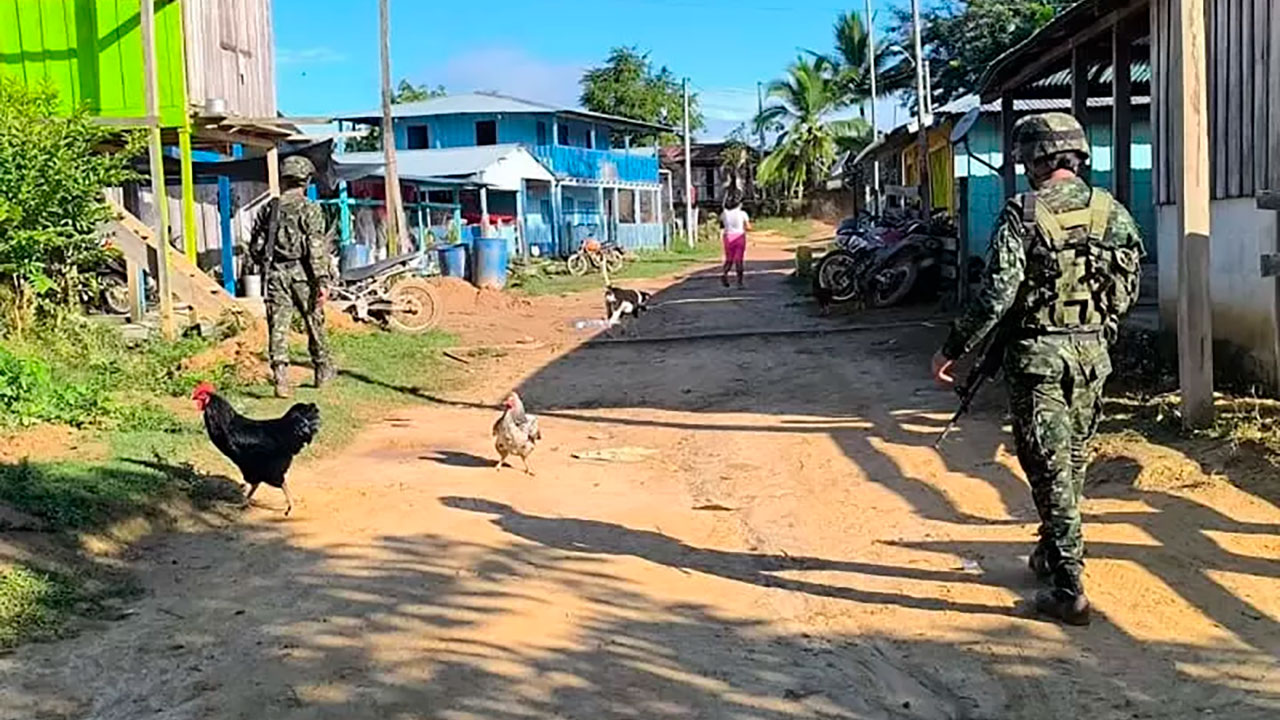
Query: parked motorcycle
xmin=83 ymin=253 xmax=158 ymax=316
xmin=813 ymin=210 xmax=956 ymax=309
xmin=330 ymin=252 xmax=444 ymax=333
xmin=566 ymin=238 xmax=625 ymax=276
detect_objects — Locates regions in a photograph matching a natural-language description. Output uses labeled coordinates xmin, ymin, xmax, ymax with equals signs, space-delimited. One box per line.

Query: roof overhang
xmin=979 ymin=0 xmax=1150 ymax=103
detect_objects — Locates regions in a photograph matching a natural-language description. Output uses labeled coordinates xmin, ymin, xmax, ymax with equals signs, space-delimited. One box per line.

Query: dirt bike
xmin=329 ymin=252 xmax=444 ymax=333
xmin=83 ymin=252 xmax=158 ymax=316
xmin=566 ymin=238 xmax=625 ymax=276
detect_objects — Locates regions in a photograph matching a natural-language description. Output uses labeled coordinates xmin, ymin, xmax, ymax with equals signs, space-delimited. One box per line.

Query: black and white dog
xmin=604 ymin=286 xmax=652 ymax=332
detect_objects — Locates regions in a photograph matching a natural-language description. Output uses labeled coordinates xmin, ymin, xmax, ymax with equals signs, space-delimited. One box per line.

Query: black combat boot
xmin=314 ymin=361 xmax=337 ymax=389
xmin=1035 ymin=565 xmax=1091 ymax=626
xmin=273 ymin=365 xmax=292 ymax=399
xmin=1028 ymin=543 xmax=1052 ymax=582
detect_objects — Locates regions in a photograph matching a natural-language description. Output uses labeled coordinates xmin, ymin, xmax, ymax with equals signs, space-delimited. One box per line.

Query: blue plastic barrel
xmin=438 ymin=244 xmax=469 ymax=279
xmin=472 ymin=236 xmax=510 ymax=289
xmin=340 ymin=243 xmax=371 ymax=273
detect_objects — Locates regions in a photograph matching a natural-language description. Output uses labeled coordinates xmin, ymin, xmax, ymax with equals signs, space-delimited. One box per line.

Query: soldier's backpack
xmin=1016 ymin=187 xmax=1137 ymax=336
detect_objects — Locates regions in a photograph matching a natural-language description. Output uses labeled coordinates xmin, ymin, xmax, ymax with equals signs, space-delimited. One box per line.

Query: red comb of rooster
xmin=191 ymin=381 xmax=217 ymax=398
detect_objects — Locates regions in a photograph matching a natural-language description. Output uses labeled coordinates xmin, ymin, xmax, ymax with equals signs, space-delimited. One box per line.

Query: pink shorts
xmin=722 ymin=232 xmax=746 ymax=264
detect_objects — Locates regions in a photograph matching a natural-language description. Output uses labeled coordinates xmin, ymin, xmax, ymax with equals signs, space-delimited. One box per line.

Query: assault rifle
xmin=934 ymin=320 xmax=1012 ymax=448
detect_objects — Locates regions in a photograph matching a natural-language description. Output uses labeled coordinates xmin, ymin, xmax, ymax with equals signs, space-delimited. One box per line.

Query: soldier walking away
xmin=930 ymin=113 xmax=1144 ymax=626
xmin=251 ymin=155 xmax=335 ymax=398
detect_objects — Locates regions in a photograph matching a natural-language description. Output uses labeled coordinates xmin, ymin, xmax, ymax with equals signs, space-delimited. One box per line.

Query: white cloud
xmin=417 ymin=48 xmax=587 ymax=107
xmin=278 ymin=47 xmax=347 ymax=65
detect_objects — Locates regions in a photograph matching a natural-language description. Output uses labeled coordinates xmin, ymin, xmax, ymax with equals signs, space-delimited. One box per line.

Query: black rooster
xmin=191 ymin=382 xmax=321 ymax=516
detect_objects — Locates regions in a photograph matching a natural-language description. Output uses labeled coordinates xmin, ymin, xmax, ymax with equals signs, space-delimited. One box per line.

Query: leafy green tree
xmin=345 ymin=79 xmax=447 ymax=152
xmin=0 ymin=78 xmax=142 ymax=335
xmin=888 ymin=0 xmax=1071 ymax=107
xmin=580 ymin=47 xmax=703 ymax=145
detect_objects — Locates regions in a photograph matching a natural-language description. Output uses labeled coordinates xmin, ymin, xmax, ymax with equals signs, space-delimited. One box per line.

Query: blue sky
xmin=273 ymin=0 xmax=911 ymax=140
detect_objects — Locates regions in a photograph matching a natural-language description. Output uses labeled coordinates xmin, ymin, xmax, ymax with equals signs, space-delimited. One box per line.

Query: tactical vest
xmin=270 ymin=195 xmax=309 ymax=263
xmin=1016 ymin=187 xmax=1122 ymax=335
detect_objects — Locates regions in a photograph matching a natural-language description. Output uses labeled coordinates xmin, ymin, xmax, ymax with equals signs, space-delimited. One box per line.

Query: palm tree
xmin=813 ymin=11 xmax=914 ymax=113
xmin=754 ymin=56 xmax=847 ymax=203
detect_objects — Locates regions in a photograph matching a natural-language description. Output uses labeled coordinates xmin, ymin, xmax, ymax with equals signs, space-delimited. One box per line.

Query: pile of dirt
xmin=181 ymin=321 xmax=271 ymax=385
xmin=428 ymin=277 xmax=533 ymax=316
xmin=1090 ymin=435 xmax=1219 ymax=492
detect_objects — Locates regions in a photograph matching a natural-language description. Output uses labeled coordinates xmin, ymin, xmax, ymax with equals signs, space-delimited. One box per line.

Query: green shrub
xmin=0 ymin=346 xmax=111 ymax=427
xmin=0 ymin=564 xmax=78 ymax=648
xmin=0 ymin=78 xmax=144 ymax=333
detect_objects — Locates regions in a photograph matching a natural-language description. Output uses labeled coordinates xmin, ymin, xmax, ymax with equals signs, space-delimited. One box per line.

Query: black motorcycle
xmin=84 ymin=254 xmax=157 ymax=316
xmin=813 ymin=211 xmax=957 ymax=309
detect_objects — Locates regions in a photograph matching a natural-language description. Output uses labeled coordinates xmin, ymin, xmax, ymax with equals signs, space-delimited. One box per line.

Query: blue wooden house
xmin=335 ymin=92 xmax=671 ymax=257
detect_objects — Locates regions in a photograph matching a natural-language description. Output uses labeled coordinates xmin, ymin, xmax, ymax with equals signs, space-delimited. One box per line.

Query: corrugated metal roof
xmin=1034 ymin=59 xmax=1152 ymax=88
xmin=336 ymin=144 xmax=551 ymax=184
xmin=935 ymin=94 xmax=1152 ymax=115
xmin=334 ymin=91 xmax=673 ymax=132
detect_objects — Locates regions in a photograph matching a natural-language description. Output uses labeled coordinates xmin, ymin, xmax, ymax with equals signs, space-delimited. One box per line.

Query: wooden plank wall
xmin=1152 ymin=0 xmax=1279 ymax=205
xmin=182 ymin=0 xmax=276 ymax=117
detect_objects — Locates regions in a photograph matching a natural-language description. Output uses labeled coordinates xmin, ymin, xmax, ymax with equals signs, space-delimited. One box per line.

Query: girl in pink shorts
xmin=720 ymin=199 xmax=750 ymax=288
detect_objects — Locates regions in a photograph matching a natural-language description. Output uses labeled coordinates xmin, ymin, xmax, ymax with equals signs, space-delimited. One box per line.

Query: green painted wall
xmin=0 ymin=0 xmax=188 ymax=128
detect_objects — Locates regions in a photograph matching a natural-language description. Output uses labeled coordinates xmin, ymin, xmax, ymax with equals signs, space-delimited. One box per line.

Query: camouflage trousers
xmin=266 ymin=263 xmax=330 ymax=371
xmin=1005 ymin=334 xmax=1111 ymax=580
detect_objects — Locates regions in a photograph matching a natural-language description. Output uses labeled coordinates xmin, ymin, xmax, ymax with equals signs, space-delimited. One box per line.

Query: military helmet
xmin=280 ymin=155 xmax=315 ymax=180
xmin=1013 ymin=112 xmax=1090 ymax=165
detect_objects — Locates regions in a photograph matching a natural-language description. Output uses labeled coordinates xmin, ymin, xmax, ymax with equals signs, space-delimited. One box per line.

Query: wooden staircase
xmin=99 ymin=199 xmax=262 ymax=326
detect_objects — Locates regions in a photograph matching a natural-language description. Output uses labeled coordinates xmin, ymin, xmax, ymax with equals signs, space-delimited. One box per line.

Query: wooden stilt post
xmin=1112 ymin=21 xmax=1133 ymax=206
xmin=140 ymin=0 xmax=173 ymax=339
xmin=1173 ymin=0 xmax=1214 ymax=428
xmin=1001 ymin=92 xmax=1017 ymax=199
xmin=178 ymin=126 xmax=199 ymax=262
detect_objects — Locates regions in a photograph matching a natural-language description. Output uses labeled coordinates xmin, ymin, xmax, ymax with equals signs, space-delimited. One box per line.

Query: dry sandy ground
xmin=2 ymin=234 xmax=1278 ymax=719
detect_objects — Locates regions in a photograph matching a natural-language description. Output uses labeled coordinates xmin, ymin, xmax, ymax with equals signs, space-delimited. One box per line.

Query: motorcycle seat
xmin=340 ymin=251 xmax=422 ymax=284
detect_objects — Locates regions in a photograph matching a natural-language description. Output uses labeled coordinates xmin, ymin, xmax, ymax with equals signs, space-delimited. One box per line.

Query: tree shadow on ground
xmin=498 ymin=256 xmax=1280 ymax=714
xmin=9 ymin=509 xmax=1275 ymax=719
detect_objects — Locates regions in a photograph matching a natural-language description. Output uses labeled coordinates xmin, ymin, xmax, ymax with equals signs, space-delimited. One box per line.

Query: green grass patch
xmin=0 ymin=326 xmax=456 ymax=530
xmin=0 ymin=320 xmax=458 ymax=647
xmin=0 ymin=564 xmax=78 ymax=648
xmin=516 ymin=241 xmax=722 ymax=297
xmin=751 ymin=216 xmax=817 ymax=239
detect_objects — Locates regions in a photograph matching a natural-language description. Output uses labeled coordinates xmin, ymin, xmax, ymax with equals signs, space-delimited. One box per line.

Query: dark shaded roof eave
xmin=978 ymin=0 xmax=1148 ymax=101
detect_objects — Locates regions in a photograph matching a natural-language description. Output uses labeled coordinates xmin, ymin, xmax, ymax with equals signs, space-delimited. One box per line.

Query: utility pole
xmin=756 ymin=81 xmax=765 ymax=150
xmin=140 ymin=0 xmax=173 ymax=339
xmin=379 ymin=0 xmax=408 ymax=256
xmin=865 ymin=0 xmax=880 ymax=216
xmin=910 ymin=0 xmax=932 ymax=217
xmin=683 ymin=78 xmax=695 ymax=248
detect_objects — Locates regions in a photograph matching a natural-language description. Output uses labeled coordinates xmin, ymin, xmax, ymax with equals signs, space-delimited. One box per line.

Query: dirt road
xmin=3 ymin=236 xmax=1278 ymax=719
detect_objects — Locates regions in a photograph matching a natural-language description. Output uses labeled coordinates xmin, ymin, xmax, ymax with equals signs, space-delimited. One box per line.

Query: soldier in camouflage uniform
xmin=931 ymin=113 xmax=1144 ymax=625
xmin=251 ymin=155 xmax=335 ymax=398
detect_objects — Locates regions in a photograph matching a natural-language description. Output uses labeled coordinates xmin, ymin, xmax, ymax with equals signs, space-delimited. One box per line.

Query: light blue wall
xmin=955 ymin=113 xmax=1157 ymax=265
xmin=391 ymin=112 xmax=556 ymax=149
xmin=390 ymin=113 xmax=618 ymax=151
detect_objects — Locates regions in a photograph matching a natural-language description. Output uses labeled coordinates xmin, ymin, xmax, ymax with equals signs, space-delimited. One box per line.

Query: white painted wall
xmin=477 ymin=149 xmax=554 ymax=191
xmin=1158 ymin=199 xmax=1280 ymax=388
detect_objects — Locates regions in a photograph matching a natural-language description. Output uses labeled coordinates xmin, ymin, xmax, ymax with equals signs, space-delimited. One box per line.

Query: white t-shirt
xmin=721 ymin=208 xmax=750 ymax=235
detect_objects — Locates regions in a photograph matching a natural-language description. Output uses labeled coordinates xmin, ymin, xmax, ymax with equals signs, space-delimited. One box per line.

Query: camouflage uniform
xmin=252 ymin=156 xmax=334 ymax=397
xmin=939 ymin=113 xmax=1144 ymax=623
